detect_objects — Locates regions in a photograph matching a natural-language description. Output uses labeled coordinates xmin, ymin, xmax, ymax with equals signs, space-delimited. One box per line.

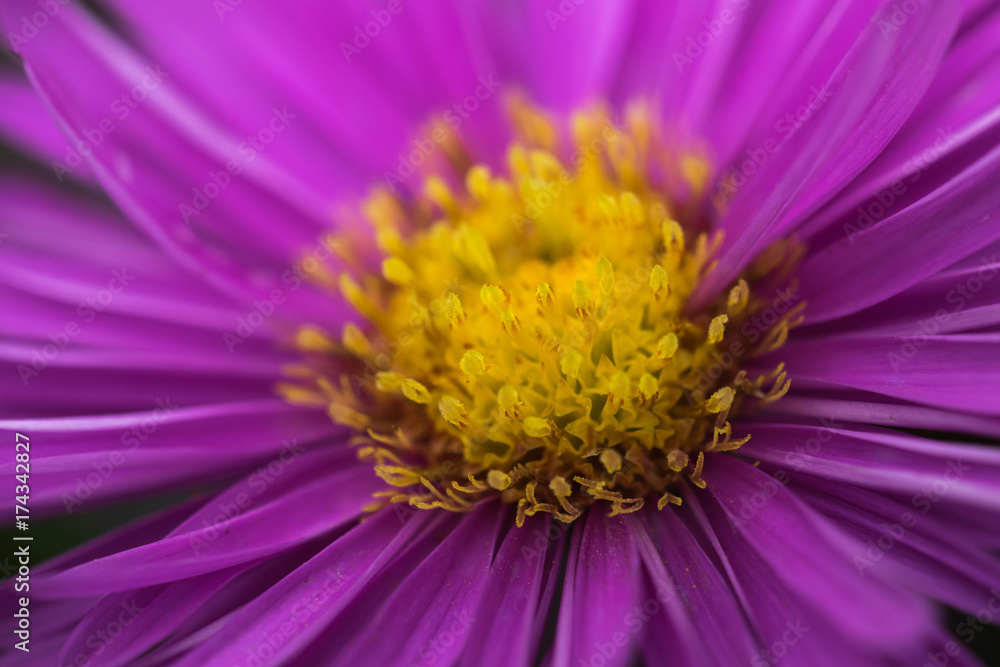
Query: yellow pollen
xmin=607 ymin=371 xmax=630 ymax=411
xmin=639 ymin=373 xmax=659 ymax=401
xmin=341 ymin=324 xmax=372 ymax=358
xmin=459 ymin=350 xmax=486 ymax=377
xmin=401 ymin=379 xmax=431 ymax=404
xmin=497 ymin=384 xmax=523 ymax=418
xmin=708 ymin=314 xmax=728 ymax=344
xmin=663 ymin=219 xmax=685 ymax=255
xmin=572 ymin=280 xmax=594 ymax=318
xmin=706 ymin=387 xmax=735 ymax=414
xmin=500 ymin=309 xmax=520 ymax=333
xmin=560 ymin=349 xmax=583 ymax=380
xmin=728 ymin=279 xmax=750 ymax=313
xmin=375 ymin=372 xmax=404 ymax=392
xmin=444 ymin=293 xmax=465 ymax=326
xmin=439 ymin=396 xmax=468 ymax=427
xmin=296 ymin=327 xmax=338 ymax=354
xmin=649 ymin=265 xmax=669 ymax=297
xmin=600 ymin=449 xmax=623 ymax=474
xmin=596 ymin=258 xmax=615 ymax=295
xmin=523 ymin=417 xmax=552 ymax=438
xmin=338 ymin=274 xmax=376 ymax=320
xmin=454 ymin=226 xmax=497 ymax=277
xmin=480 ymin=284 xmax=507 ymax=313
xmin=487 ymin=469 xmax=512 ymax=490
xmin=465 ymin=165 xmax=492 ymax=201
xmin=382 ymin=257 xmax=415 ymax=286
xmin=667 ymin=449 xmax=689 ymax=472
xmin=536 ymin=282 xmax=555 ymax=306
xmin=656 ymin=333 xmax=679 ymax=360
xmin=284 ymin=99 xmax=804 ymax=524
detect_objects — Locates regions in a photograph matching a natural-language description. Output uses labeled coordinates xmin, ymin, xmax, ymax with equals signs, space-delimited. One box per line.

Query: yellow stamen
xmin=460 ymin=350 xmax=486 ymax=377
xmin=283 ymin=98 xmax=802 ymax=524
xmin=401 ymin=379 xmax=432 ymax=404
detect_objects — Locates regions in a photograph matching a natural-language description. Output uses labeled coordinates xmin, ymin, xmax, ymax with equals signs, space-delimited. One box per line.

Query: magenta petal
xmin=701 ymin=455 xmax=933 ymax=649
xmin=459 ymin=514 xmax=566 ymax=667
xmin=629 ymin=509 xmax=758 ymax=665
xmin=686 ymin=485 xmax=941 ymax=666
xmin=0 ymin=400 xmax=341 ymax=515
xmin=0 ymin=70 xmax=94 ymax=182
xmin=796 ymin=142 xmax=1000 ymax=322
xmin=793 ymin=478 xmax=1000 ymax=616
xmin=323 ymin=502 xmax=505 ymax=667
xmin=770 ymin=392 xmax=1000 ymax=439
xmin=0 ymin=1 xmax=353 ymax=307
xmin=56 ymin=565 xmax=250 ymax=667
xmin=173 ymin=508 xmax=446 ymax=667
xmin=695 ymin=0 xmax=959 ymax=303
xmin=34 ymin=450 xmax=378 ymax=595
xmin=740 ymin=421 xmax=1000 ymax=513
xmin=550 ymin=509 xmax=642 ymax=667
xmin=775 ymin=333 xmax=1000 ymax=415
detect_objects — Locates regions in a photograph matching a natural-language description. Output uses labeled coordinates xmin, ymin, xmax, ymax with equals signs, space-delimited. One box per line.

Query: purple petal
xmin=0 ymin=400 xmax=340 ymax=515
xmin=460 ymin=514 xmax=567 ymax=667
xmin=550 ymin=509 xmax=642 ymax=667
xmin=0 ymin=69 xmax=94 ymax=182
xmin=769 ymin=391 xmax=1000 ymax=439
xmin=739 ymin=421 xmax=1000 ymax=514
xmin=793 ymin=478 xmax=1000 ymax=615
xmin=628 ymin=509 xmax=759 ymax=665
xmin=795 ymin=141 xmax=1000 ymax=322
xmin=773 ymin=333 xmax=1000 ymax=415
xmin=322 ymin=502 xmax=505 ymax=667
xmin=694 ymin=0 xmax=959 ymax=303
xmin=173 ymin=507 xmax=449 ymax=667
xmin=701 ymin=455 xmax=934 ymax=649
xmin=34 ymin=448 xmax=377 ymax=595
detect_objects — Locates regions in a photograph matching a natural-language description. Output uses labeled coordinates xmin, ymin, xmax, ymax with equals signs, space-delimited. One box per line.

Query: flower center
xmin=279 ymin=99 xmax=803 ymax=525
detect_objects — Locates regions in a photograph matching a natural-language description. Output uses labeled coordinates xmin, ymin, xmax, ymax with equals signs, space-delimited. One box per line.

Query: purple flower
xmin=2 ymin=2 xmax=1000 ymax=666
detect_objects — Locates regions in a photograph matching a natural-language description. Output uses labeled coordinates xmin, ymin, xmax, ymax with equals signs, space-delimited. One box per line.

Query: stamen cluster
xmin=280 ymin=101 xmax=802 ymax=525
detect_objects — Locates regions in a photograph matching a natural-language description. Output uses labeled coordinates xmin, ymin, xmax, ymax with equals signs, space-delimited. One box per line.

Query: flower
xmin=2 ymin=1 xmax=1000 ymax=666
